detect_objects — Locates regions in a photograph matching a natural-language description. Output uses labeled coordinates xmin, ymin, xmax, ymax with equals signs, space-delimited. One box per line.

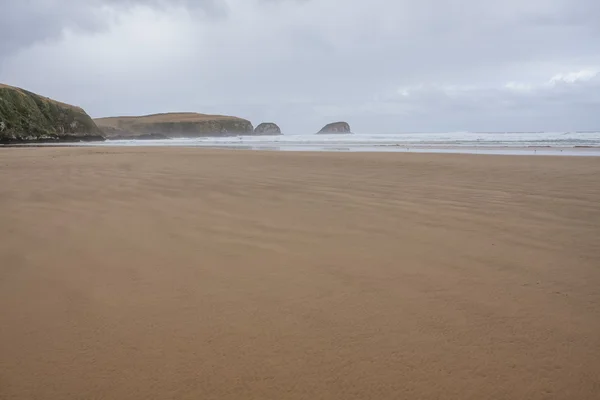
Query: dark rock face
xmin=254 ymin=122 xmax=281 ymax=135
xmin=317 ymin=121 xmax=352 ymax=134
xmin=0 ymin=84 xmax=104 ymax=143
xmin=109 ymin=133 xmax=170 ymax=141
xmin=95 ymin=113 xmax=254 ymax=139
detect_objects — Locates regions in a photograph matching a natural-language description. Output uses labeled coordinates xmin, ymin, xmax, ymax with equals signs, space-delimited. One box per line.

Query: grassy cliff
xmin=95 ymin=113 xmax=254 ymax=139
xmin=0 ymin=84 xmax=104 ymax=143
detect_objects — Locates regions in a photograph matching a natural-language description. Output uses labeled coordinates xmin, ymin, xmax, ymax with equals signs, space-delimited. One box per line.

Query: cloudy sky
xmin=1 ymin=0 xmax=599 ymax=133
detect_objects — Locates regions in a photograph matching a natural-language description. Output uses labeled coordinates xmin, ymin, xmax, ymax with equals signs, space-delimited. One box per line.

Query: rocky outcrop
xmin=317 ymin=121 xmax=352 ymax=134
xmin=99 ymin=125 xmax=169 ymax=140
xmin=109 ymin=132 xmax=170 ymax=141
xmin=95 ymin=113 xmax=254 ymax=139
xmin=254 ymin=122 xmax=281 ymax=135
xmin=0 ymin=84 xmax=104 ymax=143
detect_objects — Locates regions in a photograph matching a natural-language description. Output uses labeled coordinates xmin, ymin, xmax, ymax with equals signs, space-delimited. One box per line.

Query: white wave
xmin=106 ymin=131 xmax=600 ymax=148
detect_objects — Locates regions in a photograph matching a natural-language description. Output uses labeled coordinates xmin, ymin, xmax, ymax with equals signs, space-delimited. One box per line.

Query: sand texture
xmin=1 ymin=148 xmax=599 ymax=399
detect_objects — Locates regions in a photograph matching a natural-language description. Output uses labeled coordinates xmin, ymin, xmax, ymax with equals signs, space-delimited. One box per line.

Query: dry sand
xmin=1 ymin=147 xmax=599 ymax=399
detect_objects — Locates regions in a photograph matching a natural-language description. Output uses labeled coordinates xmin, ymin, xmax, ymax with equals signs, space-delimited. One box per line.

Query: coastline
xmin=3 ymin=140 xmax=600 ymax=156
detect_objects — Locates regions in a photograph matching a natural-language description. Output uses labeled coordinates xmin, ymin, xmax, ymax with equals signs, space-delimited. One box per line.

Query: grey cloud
xmin=1 ymin=0 xmax=599 ymax=133
xmin=1 ymin=0 xmax=101 ymax=55
xmin=0 ymin=0 xmax=223 ymax=58
xmin=344 ymin=72 xmax=600 ymax=132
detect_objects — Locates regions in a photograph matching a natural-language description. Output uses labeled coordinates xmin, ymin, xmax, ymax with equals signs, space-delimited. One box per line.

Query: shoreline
xmin=3 ymin=141 xmax=600 ymax=156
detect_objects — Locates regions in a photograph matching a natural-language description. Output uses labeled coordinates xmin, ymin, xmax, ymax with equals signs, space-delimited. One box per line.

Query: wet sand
xmin=1 ymin=147 xmax=599 ymax=399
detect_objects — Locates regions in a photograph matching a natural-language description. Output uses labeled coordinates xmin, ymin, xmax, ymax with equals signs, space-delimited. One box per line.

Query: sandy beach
xmin=1 ymin=147 xmax=599 ymax=399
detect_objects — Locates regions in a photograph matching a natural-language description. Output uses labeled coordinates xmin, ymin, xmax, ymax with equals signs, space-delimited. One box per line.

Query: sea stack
xmin=317 ymin=121 xmax=352 ymax=134
xmin=254 ymin=122 xmax=281 ymax=135
xmin=0 ymin=84 xmax=104 ymax=143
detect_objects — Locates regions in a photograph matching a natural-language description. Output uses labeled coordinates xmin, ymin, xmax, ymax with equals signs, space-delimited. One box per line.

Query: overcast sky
xmin=1 ymin=0 xmax=599 ymax=133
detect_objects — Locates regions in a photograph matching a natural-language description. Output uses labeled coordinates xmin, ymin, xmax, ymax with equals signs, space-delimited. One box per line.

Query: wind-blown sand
xmin=1 ymin=147 xmax=599 ymax=399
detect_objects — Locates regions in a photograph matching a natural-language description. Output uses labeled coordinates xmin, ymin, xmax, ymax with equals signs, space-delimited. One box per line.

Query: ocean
xmin=24 ymin=131 xmax=600 ymax=155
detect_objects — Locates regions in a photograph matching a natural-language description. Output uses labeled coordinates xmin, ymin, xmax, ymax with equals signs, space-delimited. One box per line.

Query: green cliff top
xmin=0 ymin=84 xmax=102 ymax=142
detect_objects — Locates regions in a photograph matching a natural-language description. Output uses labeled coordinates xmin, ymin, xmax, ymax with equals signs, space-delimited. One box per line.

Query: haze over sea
xmin=82 ymin=131 xmax=600 ymax=156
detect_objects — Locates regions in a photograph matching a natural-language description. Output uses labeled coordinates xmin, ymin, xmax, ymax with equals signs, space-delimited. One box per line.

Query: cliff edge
xmin=95 ymin=113 xmax=254 ymax=139
xmin=0 ymin=84 xmax=104 ymax=143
